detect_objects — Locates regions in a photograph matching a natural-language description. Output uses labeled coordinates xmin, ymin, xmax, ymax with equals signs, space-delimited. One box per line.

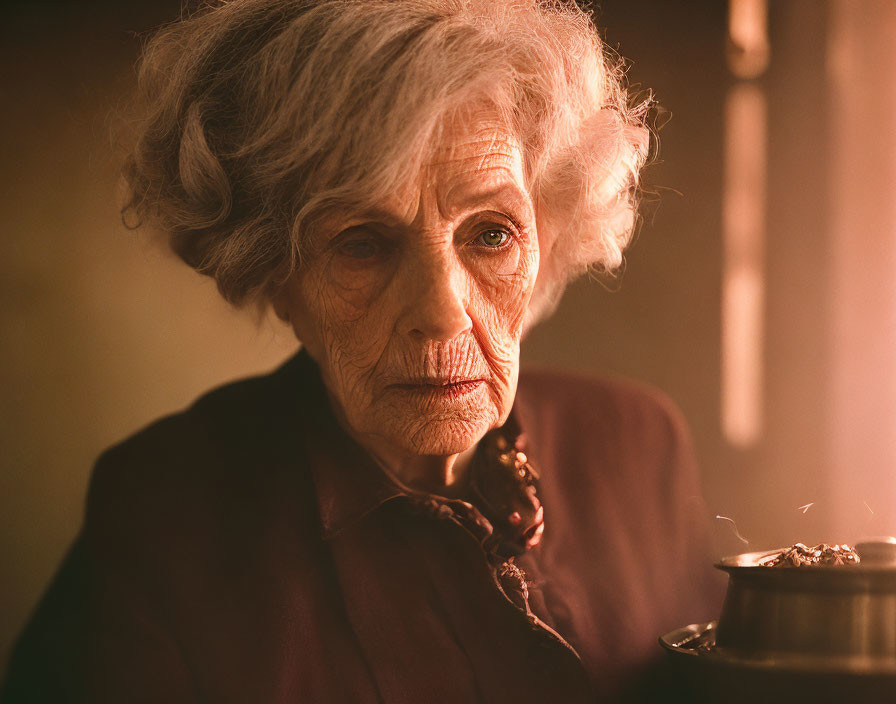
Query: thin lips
xmin=391 ymin=378 xmax=485 ymax=388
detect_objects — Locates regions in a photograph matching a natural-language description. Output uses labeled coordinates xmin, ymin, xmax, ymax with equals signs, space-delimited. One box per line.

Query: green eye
xmin=476 ymin=229 xmax=509 ymax=248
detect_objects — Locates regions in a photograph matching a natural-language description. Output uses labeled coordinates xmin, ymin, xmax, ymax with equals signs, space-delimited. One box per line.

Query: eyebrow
xmin=343 ymin=210 xmax=410 ymax=229
xmin=313 ymin=208 xmax=413 ymax=243
xmin=442 ymin=181 xmax=534 ymax=220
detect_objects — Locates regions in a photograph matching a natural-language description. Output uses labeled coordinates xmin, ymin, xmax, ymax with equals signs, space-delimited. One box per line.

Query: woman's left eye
xmin=474 ymin=229 xmax=510 ymax=248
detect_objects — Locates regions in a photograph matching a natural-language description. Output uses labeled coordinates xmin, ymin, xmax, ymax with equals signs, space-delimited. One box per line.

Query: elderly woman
xmin=3 ymin=1 xmax=719 ymax=702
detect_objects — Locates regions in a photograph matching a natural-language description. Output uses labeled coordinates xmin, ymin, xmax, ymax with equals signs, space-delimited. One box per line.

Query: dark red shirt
xmin=2 ymin=351 xmax=723 ymax=702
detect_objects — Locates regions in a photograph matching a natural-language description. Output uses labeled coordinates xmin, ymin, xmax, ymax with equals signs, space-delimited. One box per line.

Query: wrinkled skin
xmin=276 ymin=123 xmax=539 ymax=493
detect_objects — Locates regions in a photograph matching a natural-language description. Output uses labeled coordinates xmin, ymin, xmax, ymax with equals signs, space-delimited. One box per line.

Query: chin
xmin=394 ymin=415 xmax=492 ymax=457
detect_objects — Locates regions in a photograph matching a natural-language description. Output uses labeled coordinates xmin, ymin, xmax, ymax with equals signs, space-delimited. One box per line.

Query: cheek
xmin=467 ymin=239 xmax=539 ymax=346
xmin=465 ymin=239 xmax=539 ymax=393
xmin=294 ymin=265 xmax=394 ymax=396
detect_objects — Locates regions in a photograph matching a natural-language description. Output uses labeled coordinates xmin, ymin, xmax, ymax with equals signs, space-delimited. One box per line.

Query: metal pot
xmin=715 ymin=540 xmax=896 ymax=667
xmin=660 ymin=539 xmax=896 ymax=703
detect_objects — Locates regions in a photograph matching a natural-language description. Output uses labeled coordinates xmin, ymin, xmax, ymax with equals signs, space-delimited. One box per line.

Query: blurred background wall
xmin=3 ymin=0 xmax=896 ymax=672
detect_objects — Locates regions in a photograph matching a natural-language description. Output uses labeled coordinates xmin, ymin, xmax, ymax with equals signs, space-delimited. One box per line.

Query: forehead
xmin=312 ymin=118 xmax=531 ymax=237
xmin=344 ymin=118 xmax=526 ymax=227
xmin=427 ymin=120 xmax=523 ymax=176
xmin=424 ymin=119 xmax=527 ymax=201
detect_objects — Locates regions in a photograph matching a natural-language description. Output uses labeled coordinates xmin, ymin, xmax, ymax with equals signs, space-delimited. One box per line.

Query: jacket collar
xmin=286 ymin=349 xmax=404 ymax=539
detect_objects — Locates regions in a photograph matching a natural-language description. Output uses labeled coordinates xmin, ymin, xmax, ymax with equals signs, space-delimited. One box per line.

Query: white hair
xmin=123 ymin=0 xmax=650 ymax=325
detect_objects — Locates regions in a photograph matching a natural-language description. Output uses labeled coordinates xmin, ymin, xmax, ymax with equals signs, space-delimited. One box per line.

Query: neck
xmin=375 ymin=445 xmax=479 ymax=497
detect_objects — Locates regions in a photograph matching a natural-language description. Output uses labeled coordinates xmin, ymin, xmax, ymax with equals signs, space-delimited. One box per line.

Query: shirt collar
xmin=288 ymin=348 xmax=535 ymax=540
xmin=287 ymin=350 xmax=402 ymax=539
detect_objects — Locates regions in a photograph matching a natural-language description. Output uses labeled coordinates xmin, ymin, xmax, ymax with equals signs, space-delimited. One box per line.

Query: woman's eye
xmin=475 ymin=229 xmax=510 ymax=248
xmin=339 ymin=240 xmax=379 ymax=259
xmin=336 ymin=236 xmax=384 ymax=260
xmin=331 ymin=224 xmax=396 ymax=262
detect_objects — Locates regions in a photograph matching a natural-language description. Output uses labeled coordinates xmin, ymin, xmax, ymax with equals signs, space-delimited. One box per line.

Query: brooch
xmin=467 ymin=431 xmax=544 ymax=558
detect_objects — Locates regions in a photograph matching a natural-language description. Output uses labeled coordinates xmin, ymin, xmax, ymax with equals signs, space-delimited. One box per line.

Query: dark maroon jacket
xmin=2 ymin=351 xmax=723 ymax=703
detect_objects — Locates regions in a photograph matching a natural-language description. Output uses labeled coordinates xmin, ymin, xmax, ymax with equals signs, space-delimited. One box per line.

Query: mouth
xmin=389 ymin=378 xmax=486 ymax=401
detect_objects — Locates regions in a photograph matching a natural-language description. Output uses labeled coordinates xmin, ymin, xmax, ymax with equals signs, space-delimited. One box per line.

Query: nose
xmin=399 ymin=253 xmax=473 ymax=342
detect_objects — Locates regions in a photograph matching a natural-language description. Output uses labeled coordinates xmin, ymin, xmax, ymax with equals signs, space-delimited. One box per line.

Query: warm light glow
xmin=826 ymin=0 xmax=896 ymax=540
xmin=728 ymin=0 xmax=770 ymax=79
xmin=722 ymin=83 xmax=767 ymax=448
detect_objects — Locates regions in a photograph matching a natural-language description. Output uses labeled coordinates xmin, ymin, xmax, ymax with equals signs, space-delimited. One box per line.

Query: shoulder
xmin=82 ymin=353 xmax=317 ymax=569
xmin=514 ymin=366 xmax=701 ymax=535
xmin=97 ymin=352 xmax=304 ymax=467
xmin=515 ymin=368 xmax=724 ymax=635
xmin=90 ymin=356 xmax=293 ymax=501
xmin=515 ymin=366 xmax=691 ymax=464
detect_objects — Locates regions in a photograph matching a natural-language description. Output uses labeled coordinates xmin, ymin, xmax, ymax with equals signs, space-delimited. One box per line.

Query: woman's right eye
xmin=337 ymin=238 xmax=380 ymax=259
xmin=326 ymin=227 xmax=396 ymax=299
xmin=332 ymin=226 xmax=393 ymax=261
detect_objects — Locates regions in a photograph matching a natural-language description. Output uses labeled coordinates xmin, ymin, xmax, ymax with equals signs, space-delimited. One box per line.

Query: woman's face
xmin=278 ymin=123 xmax=539 ymax=465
